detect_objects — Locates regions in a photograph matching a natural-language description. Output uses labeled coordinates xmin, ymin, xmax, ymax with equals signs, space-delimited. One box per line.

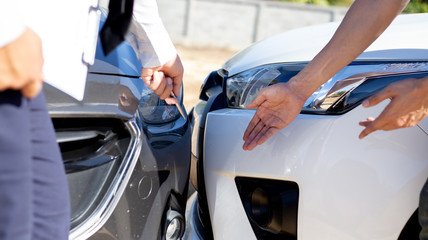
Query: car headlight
xmin=226 ymin=62 xmax=428 ymax=114
xmin=138 ymin=87 xmax=183 ymax=124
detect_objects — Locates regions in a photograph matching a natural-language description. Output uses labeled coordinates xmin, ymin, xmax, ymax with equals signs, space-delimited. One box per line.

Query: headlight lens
xmin=226 ymin=63 xmax=303 ymax=108
xmin=226 ymin=62 xmax=428 ymax=114
xmin=138 ymin=86 xmax=182 ymax=124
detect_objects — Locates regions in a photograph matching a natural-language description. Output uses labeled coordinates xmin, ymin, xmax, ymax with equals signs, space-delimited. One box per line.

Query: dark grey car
xmin=44 ymin=17 xmax=190 ymax=240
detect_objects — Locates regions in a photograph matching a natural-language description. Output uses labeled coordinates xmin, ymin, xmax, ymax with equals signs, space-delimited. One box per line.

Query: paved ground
xmin=175 ymin=44 xmax=238 ymax=111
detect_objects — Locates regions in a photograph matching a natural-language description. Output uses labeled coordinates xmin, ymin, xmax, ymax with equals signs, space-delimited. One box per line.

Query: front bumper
xmin=200 ymin=103 xmax=428 ymax=239
xmin=183 ymin=193 xmax=204 ymax=240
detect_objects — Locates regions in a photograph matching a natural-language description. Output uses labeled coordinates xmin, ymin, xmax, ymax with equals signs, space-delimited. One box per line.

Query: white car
xmin=184 ymin=13 xmax=428 ymax=240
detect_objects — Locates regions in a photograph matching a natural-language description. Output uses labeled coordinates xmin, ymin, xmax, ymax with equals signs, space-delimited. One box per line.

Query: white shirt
xmin=128 ymin=0 xmax=177 ymax=68
xmin=0 ymin=1 xmax=26 ymax=48
xmin=0 ymin=0 xmax=176 ymax=99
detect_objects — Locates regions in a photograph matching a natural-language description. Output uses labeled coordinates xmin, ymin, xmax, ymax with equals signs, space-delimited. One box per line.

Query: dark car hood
xmin=45 ymin=13 xmax=143 ymax=120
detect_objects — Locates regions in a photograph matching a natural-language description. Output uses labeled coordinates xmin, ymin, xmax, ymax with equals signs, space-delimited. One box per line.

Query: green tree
xmin=404 ymin=0 xmax=428 ymax=13
xmin=278 ymin=0 xmax=428 ymax=13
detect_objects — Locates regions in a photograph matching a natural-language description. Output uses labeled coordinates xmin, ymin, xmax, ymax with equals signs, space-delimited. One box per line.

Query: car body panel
xmin=45 ymin=73 xmax=141 ymax=119
xmin=45 ymin=18 xmax=143 ymax=120
xmin=224 ymin=13 xmax=428 ymax=76
xmin=89 ymin=117 xmax=191 ymax=240
xmin=89 ymin=33 xmax=142 ymax=78
xmin=203 ymin=104 xmax=428 ymax=240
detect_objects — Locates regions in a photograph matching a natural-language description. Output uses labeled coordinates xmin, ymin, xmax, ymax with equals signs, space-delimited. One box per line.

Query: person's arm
xmin=288 ymin=0 xmax=409 ymax=98
xmin=0 ymin=1 xmax=44 ymax=98
xmin=127 ymin=0 xmax=183 ymax=103
xmin=243 ymin=0 xmax=409 ymax=150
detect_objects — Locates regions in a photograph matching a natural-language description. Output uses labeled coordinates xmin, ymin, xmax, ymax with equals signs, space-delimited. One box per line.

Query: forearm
xmin=127 ymin=0 xmax=176 ymax=68
xmin=289 ymin=0 xmax=409 ymax=100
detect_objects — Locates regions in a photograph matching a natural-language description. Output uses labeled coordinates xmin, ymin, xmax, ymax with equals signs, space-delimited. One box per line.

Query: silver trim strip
xmin=69 ymin=120 xmax=143 ymax=240
xmin=56 ymin=130 xmax=99 ymax=143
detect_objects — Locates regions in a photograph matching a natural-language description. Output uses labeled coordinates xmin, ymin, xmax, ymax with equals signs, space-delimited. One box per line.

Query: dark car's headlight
xmin=226 ymin=62 xmax=428 ymax=114
xmin=138 ymin=87 xmax=183 ymax=124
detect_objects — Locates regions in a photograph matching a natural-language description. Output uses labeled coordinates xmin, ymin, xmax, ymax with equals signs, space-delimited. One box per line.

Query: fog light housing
xmin=236 ymin=177 xmax=299 ymax=240
xmin=250 ymin=187 xmax=272 ymax=228
xmin=165 ymin=210 xmax=185 ymax=240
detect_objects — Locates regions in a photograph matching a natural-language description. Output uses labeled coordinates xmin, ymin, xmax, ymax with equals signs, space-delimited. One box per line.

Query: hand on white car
xmin=243 ymin=82 xmax=307 ymax=151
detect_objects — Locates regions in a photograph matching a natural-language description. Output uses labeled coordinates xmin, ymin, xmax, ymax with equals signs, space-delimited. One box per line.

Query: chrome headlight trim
xmin=225 ymin=61 xmax=428 ymax=113
xmin=69 ymin=120 xmax=142 ymax=240
xmin=303 ymin=62 xmax=428 ymax=113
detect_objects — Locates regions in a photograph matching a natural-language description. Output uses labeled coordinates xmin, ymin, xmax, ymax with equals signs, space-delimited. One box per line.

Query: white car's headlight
xmin=226 ymin=62 xmax=428 ymax=114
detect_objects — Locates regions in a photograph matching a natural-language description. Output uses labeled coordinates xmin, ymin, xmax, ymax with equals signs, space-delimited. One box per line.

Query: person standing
xmin=0 ymin=0 xmax=183 ymax=239
xmin=0 ymin=18 xmax=70 ymax=240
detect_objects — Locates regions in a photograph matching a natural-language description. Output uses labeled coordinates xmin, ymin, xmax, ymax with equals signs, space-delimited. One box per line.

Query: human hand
xmin=243 ymin=82 xmax=307 ymax=151
xmin=0 ymin=27 xmax=44 ymax=98
xmin=359 ymin=77 xmax=428 ymax=139
xmin=140 ymin=54 xmax=183 ymax=104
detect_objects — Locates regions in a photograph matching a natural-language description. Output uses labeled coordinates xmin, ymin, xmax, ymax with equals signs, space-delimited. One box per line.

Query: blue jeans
xmin=0 ymin=91 xmax=70 ymax=239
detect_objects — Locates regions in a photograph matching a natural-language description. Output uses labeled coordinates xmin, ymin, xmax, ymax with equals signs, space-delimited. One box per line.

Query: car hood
xmin=45 ymin=39 xmax=143 ymax=120
xmin=223 ymin=13 xmax=428 ymax=76
xmin=44 ymin=9 xmax=143 ymax=120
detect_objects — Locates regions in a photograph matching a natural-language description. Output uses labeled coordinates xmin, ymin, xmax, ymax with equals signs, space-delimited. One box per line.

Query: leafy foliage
xmin=277 ymin=0 xmax=428 ymax=13
xmin=404 ymin=0 xmax=428 ymax=13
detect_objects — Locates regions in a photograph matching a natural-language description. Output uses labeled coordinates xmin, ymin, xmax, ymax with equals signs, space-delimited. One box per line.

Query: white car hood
xmin=223 ymin=13 xmax=428 ymax=76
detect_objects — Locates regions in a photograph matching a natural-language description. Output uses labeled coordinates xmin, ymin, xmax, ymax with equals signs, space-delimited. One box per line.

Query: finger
xmin=160 ymin=77 xmax=173 ymax=100
xmin=360 ymin=98 xmax=402 ymax=138
xmin=21 ymin=79 xmax=42 ymax=99
xmin=165 ymin=97 xmax=178 ymax=105
xmin=246 ymin=120 xmax=265 ymax=144
xmin=172 ymin=74 xmax=183 ymax=97
xmin=141 ymin=75 xmax=153 ymax=86
xmin=152 ymin=71 xmax=167 ymax=96
xmin=358 ymin=120 xmax=380 ymax=139
xmin=253 ymin=125 xmax=270 ymax=145
xmin=243 ymin=113 xmax=261 ymax=141
xmin=243 ymin=120 xmax=265 ymax=150
xmin=255 ymin=127 xmax=278 ymax=147
xmin=141 ymin=67 xmax=157 ymax=86
xmin=244 ymin=139 xmax=258 ymax=151
xmin=0 ymin=76 xmax=12 ymax=92
xmin=359 ymin=127 xmax=373 ymax=139
xmin=359 ymin=120 xmax=370 ymax=127
xmin=362 ymin=86 xmax=395 ymax=108
xmin=246 ymin=90 xmax=267 ymax=109
xmin=3 ymin=74 xmax=30 ymax=90
xmin=245 ymin=126 xmax=277 ymax=151
xmin=141 ymin=67 xmax=156 ymax=79
xmin=358 ymin=117 xmax=375 ymax=127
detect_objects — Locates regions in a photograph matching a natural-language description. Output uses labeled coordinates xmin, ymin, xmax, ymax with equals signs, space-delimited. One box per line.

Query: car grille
xmin=52 ymin=117 xmax=142 ymax=240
